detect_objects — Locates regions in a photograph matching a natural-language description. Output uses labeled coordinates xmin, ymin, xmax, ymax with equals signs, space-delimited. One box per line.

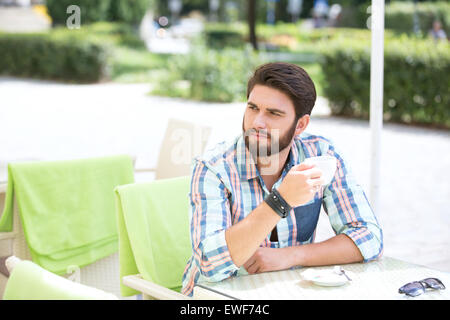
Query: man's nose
xmin=253 ymin=112 xmax=267 ymax=130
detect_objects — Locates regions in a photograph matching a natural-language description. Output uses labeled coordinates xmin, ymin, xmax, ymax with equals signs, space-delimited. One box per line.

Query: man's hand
xmin=277 ymin=163 xmax=324 ymax=207
xmin=225 ymin=164 xmax=324 ymax=268
xmin=243 ymin=247 xmax=293 ymax=274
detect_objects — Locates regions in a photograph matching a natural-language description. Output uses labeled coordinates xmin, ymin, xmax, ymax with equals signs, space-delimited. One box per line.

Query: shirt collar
xmin=236 ymin=135 xmax=258 ymax=180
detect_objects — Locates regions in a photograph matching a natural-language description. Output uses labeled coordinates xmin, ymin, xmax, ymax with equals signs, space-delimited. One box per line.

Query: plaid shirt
xmin=181 ymin=132 xmax=383 ymax=296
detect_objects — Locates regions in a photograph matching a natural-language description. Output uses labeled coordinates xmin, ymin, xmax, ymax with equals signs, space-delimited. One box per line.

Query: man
xmin=181 ymin=62 xmax=383 ymax=296
xmin=429 ymin=20 xmax=447 ymax=42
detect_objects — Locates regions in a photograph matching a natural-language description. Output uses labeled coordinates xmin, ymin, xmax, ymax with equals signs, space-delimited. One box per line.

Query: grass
xmin=110 ymin=46 xmax=172 ymax=83
xmin=73 ymin=22 xmax=172 ymax=83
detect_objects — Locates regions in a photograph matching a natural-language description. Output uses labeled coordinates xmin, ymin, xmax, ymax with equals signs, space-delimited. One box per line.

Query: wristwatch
xmin=264 ymin=188 xmax=292 ymax=218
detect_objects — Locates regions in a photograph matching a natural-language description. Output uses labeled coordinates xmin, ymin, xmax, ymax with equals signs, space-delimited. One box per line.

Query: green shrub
xmin=152 ymin=44 xmax=262 ymax=102
xmin=46 ymin=0 xmax=112 ymax=25
xmin=318 ymin=35 xmax=450 ymax=128
xmin=108 ymin=0 xmax=152 ymax=25
xmin=335 ymin=3 xmax=369 ymax=29
xmin=204 ymin=29 xmax=244 ymax=49
xmin=336 ymin=1 xmax=450 ymax=36
xmin=0 ymin=31 xmax=110 ymax=83
xmin=203 ymin=23 xmax=246 ymax=49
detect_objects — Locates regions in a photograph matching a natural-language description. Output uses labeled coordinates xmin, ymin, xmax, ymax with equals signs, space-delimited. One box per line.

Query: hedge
xmin=385 ymin=1 xmax=450 ymax=37
xmin=0 ymin=31 xmax=110 ymax=83
xmin=203 ymin=23 xmax=246 ymax=49
xmin=46 ymin=0 xmax=112 ymax=25
xmin=108 ymin=0 xmax=153 ymax=25
xmin=337 ymin=1 xmax=450 ymax=36
xmin=204 ymin=29 xmax=244 ymax=49
xmin=318 ymin=35 xmax=450 ymax=128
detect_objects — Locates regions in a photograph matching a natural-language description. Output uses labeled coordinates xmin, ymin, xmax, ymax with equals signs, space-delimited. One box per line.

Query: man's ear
xmin=295 ymin=115 xmax=310 ymax=136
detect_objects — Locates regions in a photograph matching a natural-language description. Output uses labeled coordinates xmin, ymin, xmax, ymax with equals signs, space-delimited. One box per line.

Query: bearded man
xmin=181 ymin=62 xmax=383 ymax=297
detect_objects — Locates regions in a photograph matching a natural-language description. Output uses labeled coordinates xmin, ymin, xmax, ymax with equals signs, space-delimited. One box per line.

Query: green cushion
xmin=115 ymin=176 xmax=191 ymax=296
xmin=3 ymin=260 xmax=117 ymax=300
xmin=0 ymin=155 xmax=135 ymax=274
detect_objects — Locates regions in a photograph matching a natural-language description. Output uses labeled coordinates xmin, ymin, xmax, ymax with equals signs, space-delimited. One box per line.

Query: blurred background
xmin=0 ymin=0 xmax=449 ymax=272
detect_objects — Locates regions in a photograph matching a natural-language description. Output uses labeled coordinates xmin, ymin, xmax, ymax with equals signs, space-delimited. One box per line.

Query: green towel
xmin=0 ymin=155 xmax=135 ymax=275
xmin=3 ymin=259 xmax=118 ymax=300
xmin=114 ymin=176 xmax=191 ymax=297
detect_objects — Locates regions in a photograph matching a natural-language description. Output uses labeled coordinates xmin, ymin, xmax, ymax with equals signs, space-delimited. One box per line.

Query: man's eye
xmin=248 ymin=105 xmax=258 ymax=110
xmin=270 ymin=111 xmax=280 ymax=116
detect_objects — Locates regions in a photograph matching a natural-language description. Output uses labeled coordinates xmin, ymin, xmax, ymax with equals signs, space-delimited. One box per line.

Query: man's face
xmin=243 ymin=84 xmax=302 ymax=160
xmin=433 ymin=21 xmax=441 ymax=31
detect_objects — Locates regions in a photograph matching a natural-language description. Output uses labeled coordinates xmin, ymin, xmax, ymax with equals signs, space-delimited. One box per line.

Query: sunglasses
xmin=399 ymin=278 xmax=446 ymax=297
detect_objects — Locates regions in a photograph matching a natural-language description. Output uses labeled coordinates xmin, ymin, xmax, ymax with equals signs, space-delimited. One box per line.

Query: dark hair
xmin=246 ymin=62 xmax=317 ymax=119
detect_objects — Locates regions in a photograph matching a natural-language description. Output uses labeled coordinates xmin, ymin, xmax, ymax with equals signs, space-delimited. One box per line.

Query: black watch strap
xmin=264 ymin=188 xmax=292 ymax=218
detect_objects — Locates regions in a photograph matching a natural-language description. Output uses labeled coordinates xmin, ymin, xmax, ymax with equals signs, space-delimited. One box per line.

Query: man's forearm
xmin=225 ymin=201 xmax=280 ymax=267
xmin=289 ymin=234 xmax=364 ymax=267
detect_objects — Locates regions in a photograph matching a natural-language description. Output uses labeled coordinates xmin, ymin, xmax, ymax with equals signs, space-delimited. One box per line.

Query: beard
xmin=242 ymin=118 xmax=297 ymax=160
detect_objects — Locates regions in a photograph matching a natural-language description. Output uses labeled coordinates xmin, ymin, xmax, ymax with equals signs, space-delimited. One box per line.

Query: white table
xmin=194 ymin=256 xmax=450 ymax=300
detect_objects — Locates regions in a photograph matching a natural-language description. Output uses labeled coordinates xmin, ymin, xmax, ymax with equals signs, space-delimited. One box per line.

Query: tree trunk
xmin=248 ymin=0 xmax=258 ymax=50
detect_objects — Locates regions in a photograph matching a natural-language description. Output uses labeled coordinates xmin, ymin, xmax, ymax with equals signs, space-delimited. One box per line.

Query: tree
xmin=248 ymin=0 xmax=258 ymax=50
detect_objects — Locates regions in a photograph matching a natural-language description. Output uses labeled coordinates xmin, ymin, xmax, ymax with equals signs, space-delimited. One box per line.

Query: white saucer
xmin=301 ymin=268 xmax=352 ymax=287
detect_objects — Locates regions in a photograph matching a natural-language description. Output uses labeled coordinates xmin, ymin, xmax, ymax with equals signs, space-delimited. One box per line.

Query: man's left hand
xmin=243 ymin=247 xmax=293 ymax=274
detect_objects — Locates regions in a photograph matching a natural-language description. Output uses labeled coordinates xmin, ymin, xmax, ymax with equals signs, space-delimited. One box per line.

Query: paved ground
xmin=0 ymin=7 xmax=50 ymax=33
xmin=1 ymin=77 xmax=449 ymax=272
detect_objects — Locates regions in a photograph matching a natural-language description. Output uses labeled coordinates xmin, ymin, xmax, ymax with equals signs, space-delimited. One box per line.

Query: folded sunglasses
xmin=399 ymin=278 xmax=445 ymax=297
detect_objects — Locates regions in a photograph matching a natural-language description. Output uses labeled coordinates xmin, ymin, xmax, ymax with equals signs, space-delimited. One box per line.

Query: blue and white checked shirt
xmin=181 ymin=132 xmax=383 ymax=296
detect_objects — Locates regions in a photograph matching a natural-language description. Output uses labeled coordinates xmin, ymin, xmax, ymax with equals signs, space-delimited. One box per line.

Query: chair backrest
xmin=0 ymin=155 xmax=135 ymax=298
xmin=155 ymin=119 xmax=211 ymax=180
xmin=3 ymin=257 xmax=117 ymax=300
xmin=116 ymin=176 xmax=191 ymax=292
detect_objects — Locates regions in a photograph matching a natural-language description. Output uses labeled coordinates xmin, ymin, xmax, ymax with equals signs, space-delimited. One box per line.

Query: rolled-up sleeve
xmin=322 ymin=144 xmax=384 ymax=262
xmin=189 ymin=160 xmax=240 ymax=281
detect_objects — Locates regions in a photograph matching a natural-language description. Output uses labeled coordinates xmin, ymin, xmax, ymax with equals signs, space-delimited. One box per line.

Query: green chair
xmin=114 ymin=176 xmax=192 ymax=300
xmin=3 ymin=256 xmax=117 ymax=300
xmin=0 ymin=155 xmax=135 ymax=297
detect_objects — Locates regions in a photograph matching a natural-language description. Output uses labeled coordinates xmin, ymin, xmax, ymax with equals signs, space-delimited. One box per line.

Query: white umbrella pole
xmin=369 ymin=0 xmax=385 ymax=214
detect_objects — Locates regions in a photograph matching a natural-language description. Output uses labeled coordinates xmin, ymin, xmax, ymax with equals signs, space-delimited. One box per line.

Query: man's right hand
xmin=277 ymin=163 xmax=324 ymax=208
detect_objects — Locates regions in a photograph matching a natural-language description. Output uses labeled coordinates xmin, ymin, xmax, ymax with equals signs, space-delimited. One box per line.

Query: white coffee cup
xmin=303 ymin=155 xmax=337 ymax=186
